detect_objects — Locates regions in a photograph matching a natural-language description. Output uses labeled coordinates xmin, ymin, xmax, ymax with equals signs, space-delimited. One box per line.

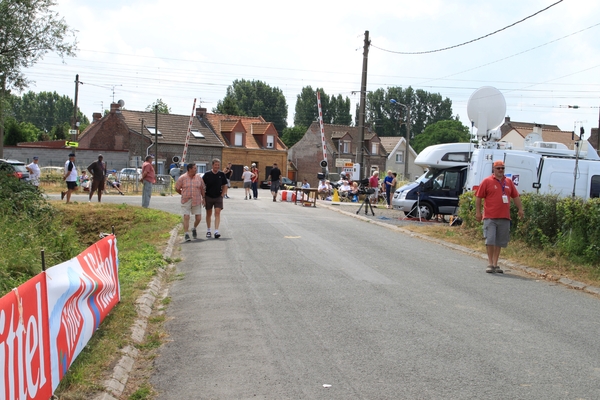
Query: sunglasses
xmin=495 ymin=167 xmax=505 ymax=170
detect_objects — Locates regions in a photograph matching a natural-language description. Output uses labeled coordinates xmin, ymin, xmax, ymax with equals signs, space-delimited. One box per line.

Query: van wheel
xmin=411 ymin=203 xmax=434 ymax=220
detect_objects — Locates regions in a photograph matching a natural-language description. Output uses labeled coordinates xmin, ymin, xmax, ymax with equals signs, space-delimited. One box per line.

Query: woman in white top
xmin=241 ymin=166 xmax=255 ymax=200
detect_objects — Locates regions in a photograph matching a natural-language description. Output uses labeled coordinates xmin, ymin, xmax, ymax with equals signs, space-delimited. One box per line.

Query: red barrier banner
xmin=45 ymin=234 xmax=120 ymax=393
xmin=0 ymin=274 xmax=52 ymax=400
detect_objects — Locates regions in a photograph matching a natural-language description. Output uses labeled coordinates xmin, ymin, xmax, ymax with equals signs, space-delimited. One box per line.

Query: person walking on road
xmin=26 ymin=156 xmax=41 ymax=188
xmin=176 ymin=163 xmax=206 ymax=242
xmin=475 ymin=160 xmax=524 ymax=273
xmin=268 ymin=162 xmax=282 ymax=202
xmin=241 ymin=166 xmax=254 ymax=200
xmin=87 ymin=154 xmax=107 ymax=203
xmin=202 ymin=158 xmax=228 ymax=239
xmin=140 ymin=155 xmax=156 ymax=208
xmin=61 ymin=153 xmax=78 ymax=203
xmin=223 ymin=162 xmax=233 ymax=199
xmin=251 ymin=163 xmax=259 ymax=199
xmin=383 ymin=170 xmax=394 ymax=209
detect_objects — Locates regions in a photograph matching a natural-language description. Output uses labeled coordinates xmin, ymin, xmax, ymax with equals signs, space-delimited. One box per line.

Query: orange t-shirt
xmin=475 ymin=175 xmax=519 ymax=219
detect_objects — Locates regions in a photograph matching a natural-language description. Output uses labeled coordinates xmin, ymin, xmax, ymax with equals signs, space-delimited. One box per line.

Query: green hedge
xmin=458 ymin=191 xmax=600 ymax=266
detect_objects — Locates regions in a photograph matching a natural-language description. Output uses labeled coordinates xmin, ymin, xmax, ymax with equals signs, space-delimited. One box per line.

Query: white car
xmin=118 ymin=168 xmax=141 ymax=180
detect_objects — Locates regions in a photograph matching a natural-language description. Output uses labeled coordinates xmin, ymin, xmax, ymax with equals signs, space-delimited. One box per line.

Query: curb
xmin=319 ymin=203 xmax=600 ymax=297
xmin=93 ymin=224 xmax=181 ymax=400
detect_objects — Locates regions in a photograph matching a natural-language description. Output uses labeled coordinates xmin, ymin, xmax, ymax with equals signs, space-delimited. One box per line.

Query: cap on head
xmin=98 ymin=154 xmax=103 ymax=159
xmin=251 ymin=163 xmax=256 ymax=167
xmin=33 ymin=156 xmax=39 ymax=160
xmin=244 ymin=166 xmax=249 ymax=170
xmin=493 ymin=160 xmax=505 ymax=168
xmin=68 ymin=153 xmax=75 ymax=157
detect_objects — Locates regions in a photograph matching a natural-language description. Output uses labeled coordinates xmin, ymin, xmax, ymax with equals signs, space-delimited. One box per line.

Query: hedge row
xmin=458 ymin=192 xmax=600 ymax=266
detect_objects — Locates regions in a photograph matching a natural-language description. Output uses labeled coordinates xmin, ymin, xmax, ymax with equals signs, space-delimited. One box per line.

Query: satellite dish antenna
xmin=117 ymin=99 xmax=125 ymax=108
xmin=524 ymin=132 xmax=543 ymax=148
xmin=467 ymin=86 xmax=506 ymax=138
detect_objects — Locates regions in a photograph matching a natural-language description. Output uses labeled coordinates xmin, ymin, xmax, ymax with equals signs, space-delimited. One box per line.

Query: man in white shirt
xmin=61 ymin=153 xmax=78 ymax=203
xmin=318 ymin=179 xmax=332 ymax=199
xmin=26 ymin=156 xmax=41 ymax=187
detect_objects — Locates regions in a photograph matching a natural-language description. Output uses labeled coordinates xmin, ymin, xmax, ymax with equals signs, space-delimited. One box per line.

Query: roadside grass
xmin=49 ymin=202 xmax=180 ymax=399
xmin=403 ymin=223 xmax=600 ymax=286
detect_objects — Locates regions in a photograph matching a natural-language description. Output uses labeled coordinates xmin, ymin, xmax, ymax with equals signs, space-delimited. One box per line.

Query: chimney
xmin=196 ymin=107 xmax=207 ymax=119
xmin=504 ymin=116 xmax=511 ymax=123
xmin=533 ymin=123 xmax=543 ymax=135
xmin=110 ymin=103 xmax=120 ymax=114
xmin=92 ymin=112 xmax=102 ymax=123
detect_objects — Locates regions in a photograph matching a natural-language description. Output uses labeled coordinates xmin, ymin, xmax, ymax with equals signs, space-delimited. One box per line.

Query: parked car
xmin=118 ymin=168 xmax=142 ymax=180
xmin=260 ymin=177 xmax=296 ymax=189
xmin=0 ymin=159 xmax=30 ymax=181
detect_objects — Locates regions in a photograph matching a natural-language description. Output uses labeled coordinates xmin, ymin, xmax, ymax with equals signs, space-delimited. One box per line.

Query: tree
xmin=145 ymin=98 xmax=171 ymax=114
xmin=294 ymin=86 xmax=352 ymax=127
xmin=363 ymin=86 xmax=454 ymax=139
xmin=0 ymin=0 xmax=77 ymax=157
xmin=411 ymin=119 xmax=470 ymax=154
xmin=281 ymin=125 xmax=307 ymax=148
xmin=213 ymin=79 xmax=288 ymax=134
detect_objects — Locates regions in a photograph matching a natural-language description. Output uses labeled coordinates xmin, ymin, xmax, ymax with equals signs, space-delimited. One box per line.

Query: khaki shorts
xmin=181 ymin=199 xmax=203 ymax=216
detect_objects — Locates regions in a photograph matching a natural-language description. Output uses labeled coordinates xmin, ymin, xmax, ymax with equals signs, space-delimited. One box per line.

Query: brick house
xmin=288 ymin=122 xmax=387 ymax=187
xmin=203 ymin=111 xmax=288 ymax=186
xmin=499 ymin=117 xmax=580 ymax=150
xmin=379 ymin=136 xmax=423 ymax=180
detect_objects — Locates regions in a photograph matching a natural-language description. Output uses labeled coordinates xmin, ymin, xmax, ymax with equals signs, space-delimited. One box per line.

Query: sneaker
xmin=486 ymin=266 xmax=495 ymax=273
xmin=254 ymin=197 xmax=257 ymax=200
xmin=494 ymin=266 xmax=504 ymax=274
xmin=192 ymin=228 xmax=197 ymax=239
xmin=61 ymin=191 xmax=65 ymax=200
xmin=214 ymin=232 xmax=221 ymax=239
xmin=206 ymin=232 xmax=211 ymax=238
xmin=184 ymin=233 xmax=191 ymax=242
xmin=120 ymin=192 xmax=125 ymax=196
xmin=245 ymin=196 xmax=247 ymax=200
xmin=224 ymin=195 xmax=229 ymax=199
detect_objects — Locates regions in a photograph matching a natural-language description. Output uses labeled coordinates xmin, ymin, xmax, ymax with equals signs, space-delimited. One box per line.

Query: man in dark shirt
xmin=269 ymin=162 xmax=282 ymax=202
xmin=87 ymin=154 xmax=107 ymax=202
xmin=202 ymin=158 xmax=228 ymax=239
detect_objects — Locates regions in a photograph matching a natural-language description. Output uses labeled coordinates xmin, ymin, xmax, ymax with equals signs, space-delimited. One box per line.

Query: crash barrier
xmin=281 ymin=190 xmax=296 ymax=202
xmin=0 ymin=235 xmax=120 ymax=400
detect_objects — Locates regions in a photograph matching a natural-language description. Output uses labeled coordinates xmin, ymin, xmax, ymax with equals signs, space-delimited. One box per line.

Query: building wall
xmin=3 ymin=147 xmax=130 ymax=171
xmin=222 ymin=148 xmax=287 ymax=184
xmin=503 ymin=130 xmax=525 ymax=149
xmin=385 ymin=143 xmax=424 ymax=181
xmin=288 ymin=128 xmax=323 ymax=188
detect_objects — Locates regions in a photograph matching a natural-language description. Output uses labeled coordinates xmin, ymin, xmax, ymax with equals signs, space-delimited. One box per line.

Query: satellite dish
xmin=524 ymin=132 xmax=543 ymax=148
xmin=467 ymin=86 xmax=506 ymax=134
xmin=117 ymin=99 xmax=125 ymax=108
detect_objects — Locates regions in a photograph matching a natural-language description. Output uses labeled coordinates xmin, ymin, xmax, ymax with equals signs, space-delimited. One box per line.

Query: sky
xmin=22 ymin=0 xmax=600 ymax=139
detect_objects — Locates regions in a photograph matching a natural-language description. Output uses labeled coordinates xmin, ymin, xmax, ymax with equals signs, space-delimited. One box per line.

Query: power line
xmin=371 ymin=0 xmax=564 ymax=55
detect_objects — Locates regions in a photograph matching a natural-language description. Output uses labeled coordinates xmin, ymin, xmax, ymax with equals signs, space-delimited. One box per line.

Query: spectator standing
xmin=202 ymin=158 xmax=228 ymax=239
xmin=251 ymin=163 xmax=259 ymax=200
xmin=475 ymin=160 xmax=524 ymax=273
xmin=268 ymin=162 xmax=282 ymax=202
xmin=241 ymin=166 xmax=254 ymax=200
xmin=383 ymin=170 xmax=394 ymax=209
xmin=369 ymin=170 xmax=380 ymax=205
xmin=26 ymin=156 xmax=41 ymax=187
xmin=140 ymin=155 xmax=156 ymax=208
xmin=223 ymin=162 xmax=233 ymax=199
xmin=87 ymin=154 xmax=107 ymax=202
xmin=176 ymin=163 xmax=206 ymax=242
xmin=61 ymin=153 xmax=78 ymax=203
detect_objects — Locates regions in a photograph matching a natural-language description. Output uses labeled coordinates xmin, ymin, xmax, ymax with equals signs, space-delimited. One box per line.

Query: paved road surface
xmin=51 ymin=192 xmax=600 ymax=399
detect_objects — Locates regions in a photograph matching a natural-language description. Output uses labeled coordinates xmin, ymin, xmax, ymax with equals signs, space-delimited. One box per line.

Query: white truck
xmin=392 ymin=86 xmax=600 ymax=219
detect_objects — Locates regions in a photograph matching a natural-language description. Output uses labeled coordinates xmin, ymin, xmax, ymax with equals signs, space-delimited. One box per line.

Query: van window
xmin=442 ymin=152 xmax=469 ymax=162
xmin=591 ymin=175 xmax=600 ymax=198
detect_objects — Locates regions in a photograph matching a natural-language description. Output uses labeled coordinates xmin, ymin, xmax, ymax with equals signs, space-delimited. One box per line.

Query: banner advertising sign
xmin=0 ymin=234 xmax=119 ymax=399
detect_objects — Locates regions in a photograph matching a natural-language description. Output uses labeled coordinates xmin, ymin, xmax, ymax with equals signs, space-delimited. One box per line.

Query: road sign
xmin=65 ymin=141 xmax=79 ymax=148
xmin=69 ymin=129 xmax=78 ymax=136
xmin=335 ymin=158 xmax=352 ymax=167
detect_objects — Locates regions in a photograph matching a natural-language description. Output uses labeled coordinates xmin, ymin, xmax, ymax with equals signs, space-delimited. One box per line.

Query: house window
xmin=396 ymin=151 xmax=405 ymax=164
xmin=234 ymin=132 xmax=243 ymax=146
xmin=371 ymin=143 xmax=378 ymax=155
xmin=342 ymin=141 xmax=350 ymax=154
xmin=146 ymin=126 xmax=162 ymax=135
xmin=194 ymin=163 xmax=207 ymax=174
xmin=191 ymin=130 xmax=204 ymax=138
xmin=266 ymin=135 xmax=274 ymax=148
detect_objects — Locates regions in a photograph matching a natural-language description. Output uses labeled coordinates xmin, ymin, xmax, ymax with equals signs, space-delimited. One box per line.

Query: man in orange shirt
xmin=475 ymin=160 xmax=524 ymax=273
xmin=140 ymin=155 xmax=156 ymax=208
xmin=176 ymin=163 xmax=206 ymax=242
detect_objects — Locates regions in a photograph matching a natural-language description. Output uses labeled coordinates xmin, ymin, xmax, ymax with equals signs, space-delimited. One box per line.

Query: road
xmin=68 ymin=192 xmax=600 ymax=399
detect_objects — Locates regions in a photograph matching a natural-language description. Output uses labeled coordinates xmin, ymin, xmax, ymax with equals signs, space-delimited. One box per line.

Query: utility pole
xmin=357 ymin=30 xmax=370 ymax=179
xmin=71 ymin=74 xmax=81 ymax=141
xmin=154 ymin=105 xmax=158 ymax=174
xmin=405 ymin=106 xmax=412 ymax=180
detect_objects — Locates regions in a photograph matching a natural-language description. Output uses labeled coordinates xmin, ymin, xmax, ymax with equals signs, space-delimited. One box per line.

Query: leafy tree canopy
xmin=362 ymin=86 xmax=454 ymax=140
xmin=294 ymin=86 xmax=352 ymax=128
xmin=281 ymin=125 xmax=307 ymax=148
xmin=145 ymin=98 xmax=171 ymax=114
xmin=0 ymin=0 xmax=77 ymax=156
xmin=213 ymin=79 xmax=288 ymax=134
xmin=411 ymin=119 xmax=470 ymax=154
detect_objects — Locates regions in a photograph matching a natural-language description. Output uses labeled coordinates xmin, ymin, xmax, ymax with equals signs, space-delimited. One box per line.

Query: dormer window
xmin=146 ymin=126 xmax=162 ymax=135
xmin=234 ymin=132 xmax=243 ymax=146
xmin=191 ymin=129 xmax=204 ymax=138
xmin=371 ymin=143 xmax=379 ymax=155
xmin=266 ymin=135 xmax=274 ymax=149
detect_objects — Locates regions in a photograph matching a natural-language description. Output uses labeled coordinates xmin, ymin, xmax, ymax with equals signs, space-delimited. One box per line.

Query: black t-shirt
xmin=202 ymin=170 xmax=228 ymax=198
xmin=269 ymin=167 xmax=282 ymax=181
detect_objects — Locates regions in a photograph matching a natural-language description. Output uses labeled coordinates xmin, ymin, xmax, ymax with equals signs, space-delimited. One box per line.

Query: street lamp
xmin=390 ymin=99 xmax=411 ymax=180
